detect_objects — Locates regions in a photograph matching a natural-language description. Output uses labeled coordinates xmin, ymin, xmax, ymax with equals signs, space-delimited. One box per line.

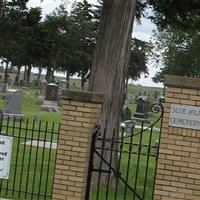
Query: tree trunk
xmin=37 ymin=67 xmax=42 ymax=80
xmin=27 ymin=64 xmax=32 ymax=83
xmin=16 ymin=66 xmax=21 ymax=83
xmin=23 ymin=65 xmax=27 ymax=85
xmin=4 ymin=60 xmax=9 ymax=83
xmin=81 ymin=71 xmax=87 ymax=91
xmin=89 ymin=0 xmax=136 ymax=186
xmin=66 ymin=70 xmax=70 ymax=89
xmin=46 ymin=67 xmax=52 ymax=83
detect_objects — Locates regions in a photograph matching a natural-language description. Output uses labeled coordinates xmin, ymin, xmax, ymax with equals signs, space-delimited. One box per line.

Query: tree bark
xmin=66 ymin=70 xmax=70 ymax=89
xmin=37 ymin=67 xmax=42 ymax=80
xmin=23 ymin=65 xmax=27 ymax=85
xmin=81 ymin=71 xmax=87 ymax=91
xmin=27 ymin=64 xmax=32 ymax=83
xmin=16 ymin=66 xmax=21 ymax=83
xmin=4 ymin=60 xmax=9 ymax=83
xmin=89 ymin=0 xmax=136 ymax=186
xmin=46 ymin=67 xmax=52 ymax=83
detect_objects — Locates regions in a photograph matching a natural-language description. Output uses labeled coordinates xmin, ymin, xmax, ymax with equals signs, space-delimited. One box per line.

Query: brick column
xmin=52 ymin=90 xmax=104 ymax=200
xmin=154 ymin=75 xmax=200 ymax=200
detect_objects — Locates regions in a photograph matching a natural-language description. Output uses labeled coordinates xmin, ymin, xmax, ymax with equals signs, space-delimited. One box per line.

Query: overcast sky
xmin=28 ymin=0 xmax=163 ymax=87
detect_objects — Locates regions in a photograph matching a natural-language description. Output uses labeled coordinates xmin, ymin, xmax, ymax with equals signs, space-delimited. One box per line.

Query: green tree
xmin=148 ymin=0 xmax=200 ymax=82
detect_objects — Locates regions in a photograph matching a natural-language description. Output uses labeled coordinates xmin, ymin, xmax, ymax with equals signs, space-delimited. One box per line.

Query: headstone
xmin=121 ymin=119 xmax=136 ymax=136
xmin=3 ymin=89 xmax=24 ymax=119
xmin=45 ymin=83 xmax=58 ymax=101
xmin=58 ymin=80 xmax=67 ymax=90
xmin=1 ymin=83 xmax=9 ymax=93
xmin=38 ymin=83 xmax=47 ymax=104
xmin=134 ymin=92 xmax=151 ymax=119
xmin=127 ymin=92 xmax=134 ymax=103
xmin=41 ymin=83 xmax=59 ymax=112
xmin=154 ymin=140 xmax=159 ymax=157
xmin=0 ymin=65 xmax=4 ymax=73
xmin=33 ymin=79 xmax=42 ymax=88
xmin=121 ymin=106 xmax=132 ymax=121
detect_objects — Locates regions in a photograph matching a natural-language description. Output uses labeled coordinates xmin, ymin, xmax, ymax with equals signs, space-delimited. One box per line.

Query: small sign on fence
xmin=0 ymin=135 xmax=13 ymax=179
xmin=169 ymin=104 xmax=200 ymax=130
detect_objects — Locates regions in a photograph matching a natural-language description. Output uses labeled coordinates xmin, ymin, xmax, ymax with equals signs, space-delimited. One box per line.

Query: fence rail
xmin=0 ymin=116 xmax=60 ymax=200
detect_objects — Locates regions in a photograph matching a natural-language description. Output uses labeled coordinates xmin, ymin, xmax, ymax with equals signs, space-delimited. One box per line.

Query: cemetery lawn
xmin=0 ymin=85 xmax=163 ymax=199
xmin=0 ymin=86 xmax=61 ymax=124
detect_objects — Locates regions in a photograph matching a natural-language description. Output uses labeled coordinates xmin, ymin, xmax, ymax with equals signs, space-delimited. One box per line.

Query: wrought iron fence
xmin=0 ymin=116 xmax=60 ymax=200
xmin=86 ymin=102 xmax=164 ymax=200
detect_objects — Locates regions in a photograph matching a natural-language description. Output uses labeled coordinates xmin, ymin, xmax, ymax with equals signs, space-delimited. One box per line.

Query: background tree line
xmin=0 ymin=0 xmax=148 ymax=88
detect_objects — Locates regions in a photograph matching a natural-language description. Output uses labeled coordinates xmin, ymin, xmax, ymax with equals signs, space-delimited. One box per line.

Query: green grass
xmin=0 ymin=84 xmax=163 ymax=200
xmin=0 ymin=139 xmax=56 ymax=200
xmin=0 ymin=86 xmax=61 ymax=123
xmin=90 ymin=122 xmax=161 ymax=200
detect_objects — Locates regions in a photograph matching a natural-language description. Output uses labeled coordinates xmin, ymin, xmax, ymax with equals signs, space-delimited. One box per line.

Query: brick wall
xmin=52 ymin=90 xmax=104 ymax=200
xmin=154 ymin=75 xmax=200 ymax=200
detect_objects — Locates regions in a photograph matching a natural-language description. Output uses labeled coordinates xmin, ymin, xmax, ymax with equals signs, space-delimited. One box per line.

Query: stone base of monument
xmin=38 ymin=95 xmax=45 ymax=105
xmin=41 ymin=100 xmax=59 ymax=112
xmin=134 ymin=112 xmax=148 ymax=119
xmin=132 ymin=116 xmax=150 ymax=124
xmin=3 ymin=113 xmax=25 ymax=120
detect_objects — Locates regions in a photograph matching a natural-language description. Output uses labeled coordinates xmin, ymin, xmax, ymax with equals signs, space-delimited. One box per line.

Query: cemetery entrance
xmin=86 ymin=101 xmax=164 ymax=200
xmin=0 ymin=116 xmax=60 ymax=200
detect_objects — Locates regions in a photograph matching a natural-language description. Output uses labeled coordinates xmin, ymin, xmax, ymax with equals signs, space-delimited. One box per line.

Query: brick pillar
xmin=154 ymin=75 xmax=200 ymax=200
xmin=52 ymin=90 xmax=104 ymax=200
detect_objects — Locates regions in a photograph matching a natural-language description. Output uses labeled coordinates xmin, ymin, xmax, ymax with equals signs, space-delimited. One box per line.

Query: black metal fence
xmin=86 ymin=102 xmax=164 ymax=200
xmin=0 ymin=116 xmax=60 ymax=200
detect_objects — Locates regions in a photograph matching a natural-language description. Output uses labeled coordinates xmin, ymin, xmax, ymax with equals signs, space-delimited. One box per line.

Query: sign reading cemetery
xmin=169 ymin=104 xmax=200 ymax=130
xmin=0 ymin=135 xmax=13 ymax=179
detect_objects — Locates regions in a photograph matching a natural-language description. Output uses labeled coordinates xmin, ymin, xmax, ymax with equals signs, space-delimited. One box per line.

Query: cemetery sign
xmin=169 ymin=104 xmax=200 ymax=130
xmin=0 ymin=135 xmax=13 ymax=179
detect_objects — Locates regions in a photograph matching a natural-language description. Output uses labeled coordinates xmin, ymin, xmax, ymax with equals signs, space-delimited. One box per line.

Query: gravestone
xmin=45 ymin=83 xmax=58 ymax=101
xmin=58 ymin=80 xmax=67 ymax=90
xmin=38 ymin=83 xmax=47 ymax=104
xmin=1 ymin=83 xmax=9 ymax=93
xmin=121 ymin=106 xmax=132 ymax=121
xmin=134 ymin=92 xmax=151 ymax=119
xmin=127 ymin=92 xmax=134 ymax=103
xmin=3 ymin=89 xmax=24 ymax=119
xmin=0 ymin=65 xmax=4 ymax=73
xmin=121 ymin=119 xmax=136 ymax=136
xmin=41 ymin=83 xmax=59 ymax=112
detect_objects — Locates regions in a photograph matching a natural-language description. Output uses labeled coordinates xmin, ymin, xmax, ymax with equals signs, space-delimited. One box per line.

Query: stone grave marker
xmin=41 ymin=83 xmax=59 ymax=112
xmin=121 ymin=106 xmax=132 ymax=121
xmin=3 ymin=89 xmax=24 ymax=119
xmin=121 ymin=119 xmax=136 ymax=136
xmin=38 ymin=83 xmax=47 ymax=104
xmin=58 ymin=80 xmax=67 ymax=90
xmin=134 ymin=92 xmax=151 ymax=119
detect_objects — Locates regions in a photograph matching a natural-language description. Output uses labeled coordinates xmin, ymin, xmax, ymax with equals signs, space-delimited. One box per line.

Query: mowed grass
xmin=0 ymin=84 xmax=163 ymax=199
xmin=0 ymin=117 xmax=59 ymax=200
xmin=91 ymin=120 xmax=161 ymax=200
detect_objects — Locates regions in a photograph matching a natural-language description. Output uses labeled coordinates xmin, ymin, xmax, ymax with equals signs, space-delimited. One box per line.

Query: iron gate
xmin=0 ymin=116 xmax=60 ymax=200
xmin=86 ymin=101 xmax=164 ymax=200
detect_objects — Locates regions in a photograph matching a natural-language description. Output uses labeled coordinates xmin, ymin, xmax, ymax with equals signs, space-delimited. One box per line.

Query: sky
xmin=27 ymin=0 xmax=163 ymax=87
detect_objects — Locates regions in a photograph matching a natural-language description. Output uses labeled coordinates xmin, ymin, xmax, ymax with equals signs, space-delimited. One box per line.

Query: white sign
xmin=169 ymin=104 xmax=200 ymax=130
xmin=0 ymin=135 xmax=13 ymax=179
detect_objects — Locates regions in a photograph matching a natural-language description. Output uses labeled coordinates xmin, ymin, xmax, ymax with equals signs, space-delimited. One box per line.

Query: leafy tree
xmin=69 ymin=0 xmax=97 ymax=89
xmin=152 ymin=28 xmax=200 ymax=83
xmin=148 ymin=0 xmax=200 ymax=30
xmin=148 ymin=0 xmax=200 ymax=82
